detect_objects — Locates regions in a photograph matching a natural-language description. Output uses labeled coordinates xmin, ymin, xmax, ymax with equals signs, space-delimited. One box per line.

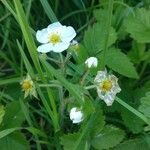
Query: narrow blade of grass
xmin=39 ymin=0 xmax=58 ymax=22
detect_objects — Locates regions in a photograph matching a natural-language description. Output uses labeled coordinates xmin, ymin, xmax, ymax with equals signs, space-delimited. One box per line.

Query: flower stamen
xmin=49 ymin=33 xmax=61 ymax=44
xmin=22 ymin=80 xmax=33 ymax=91
xmin=100 ymin=80 xmax=112 ymax=91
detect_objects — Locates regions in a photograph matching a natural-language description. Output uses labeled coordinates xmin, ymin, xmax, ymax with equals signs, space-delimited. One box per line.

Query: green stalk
xmin=14 ymin=0 xmax=60 ymax=132
xmin=116 ymin=97 xmax=150 ymax=125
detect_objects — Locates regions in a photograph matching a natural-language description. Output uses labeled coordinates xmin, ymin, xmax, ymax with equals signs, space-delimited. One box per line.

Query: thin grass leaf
xmin=39 ymin=0 xmax=58 ymax=22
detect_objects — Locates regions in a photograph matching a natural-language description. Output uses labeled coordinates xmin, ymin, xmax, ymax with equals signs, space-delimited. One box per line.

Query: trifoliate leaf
xmin=125 ymin=8 xmax=150 ymax=43
xmin=91 ymin=125 xmax=125 ymax=150
xmin=139 ymin=92 xmax=150 ymax=118
xmin=84 ymin=23 xmax=117 ymax=55
xmin=105 ymin=48 xmax=139 ymax=79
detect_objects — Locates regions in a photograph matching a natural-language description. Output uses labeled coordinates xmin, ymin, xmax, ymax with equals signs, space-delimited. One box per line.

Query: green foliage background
xmin=0 ymin=0 xmax=150 ymax=150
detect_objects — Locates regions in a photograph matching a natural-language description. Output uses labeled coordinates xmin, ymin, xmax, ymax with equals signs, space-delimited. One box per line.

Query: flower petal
xmin=47 ymin=22 xmax=62 ymax=32
xmin=70 ymin=107 xmax=83 ymax=124
xmin=36 ymin=28 xmax=49 ymax=44
xmin=85 ymin=57 xmax=98 ymax=68
xmin=61 ymin=26 xmax=76 ymax=42
xmin=51 ymin=42 xmax=70 ymax=53
xmin=94 ymin=70 xmax=107 ymax=83
xmin=37 ymin=43 xmax=53 ymax=53
xmin=103 ymin=93 xmax=115 ymax=106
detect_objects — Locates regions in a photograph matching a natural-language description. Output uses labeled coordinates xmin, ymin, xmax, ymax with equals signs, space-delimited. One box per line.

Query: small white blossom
xmin=70 ymin=107 xmax=83 ymax=124
xmin=20 ymin=74 xmax=37 ymax=98
xmin=36 ymin=22 xmax=76 ymax=53
xmin=94 ymin=69 xmax=121 ymax=106
xmin=85 ymin=57 xmax=98 ymax=68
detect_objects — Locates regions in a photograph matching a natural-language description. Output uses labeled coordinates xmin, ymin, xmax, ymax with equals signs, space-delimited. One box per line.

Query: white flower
xmin=36 ymin=22 xmax=76 ymax=53
xmin=85 ymin=57 xmax=98 ymax=68
xmin=70 ymin=107 xmax=83 ymax=124
xmin=20 ymin=74 xmax=37 ymax=98
xmin=94 ymin=69 xmax=121 ymax=106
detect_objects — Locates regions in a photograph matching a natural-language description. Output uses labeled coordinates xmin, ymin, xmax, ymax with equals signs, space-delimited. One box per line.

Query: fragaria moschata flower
xmin=36 ymin=22 xmax=76 ymax=53
xmin=85 ymin=57 xmax=98 ymax=68
xmin=94 ymin=69 xmax=121 ymax=106
xmin=20 ymin=74 xmax=37 ymax=98
xmin=70 ymin=107 xmax=83 ymax=124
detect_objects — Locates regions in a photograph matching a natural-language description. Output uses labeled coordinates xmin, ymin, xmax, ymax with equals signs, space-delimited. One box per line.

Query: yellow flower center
xmin=100 ymin=80 xmax=112 ymax=91
xmin=49 ymin=33 xmax=61 ymax=44
xmin=22 ymin=80 xmax=32 ymax=91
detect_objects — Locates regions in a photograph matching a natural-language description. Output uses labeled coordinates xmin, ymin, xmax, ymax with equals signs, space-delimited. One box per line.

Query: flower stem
xmin=116 ymin=97 xmax=150 ymax=125
xmin=80 ymin=69 xmax=90 ymax=85
xmin=85 ymin=85 xmax=96 ymax=90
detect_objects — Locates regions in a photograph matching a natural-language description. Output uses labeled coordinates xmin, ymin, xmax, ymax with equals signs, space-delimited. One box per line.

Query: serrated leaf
xmin=0 ymin=101 xmax=25 ymax=129
xmin=60 ymin=132 xmax=87 ymax=150
xmin=90 ymin=106 xmax=105 ymax=137
xmin=0 ymin=132 xmax=29 ymax=150
xmin=82 ymin=97 xmax=95 ymax=118
xmin=84 ymin=23 xmax=117 ymax=55
xmin=125 ymin=8 xmax=150 ymax=43
xmin=139 ymin=92 xmax=150 ymax=118
xmin=105 ymin=48 xmax=139 ymax=78
xmin=114 ymin=137 xmax=150 ymax=150
xmin=121 ymin=109 xmax=145 ymax=133
xmin=92 ymin=125 xmax=125 ymax=150
xmin=128 ymin=41 xmax=146 ymax=64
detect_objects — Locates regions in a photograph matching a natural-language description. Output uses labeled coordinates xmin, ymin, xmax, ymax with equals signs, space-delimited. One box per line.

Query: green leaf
xmin=121 ymin=109 xmax=145 ymax=133
xmin=139 ymin=92 xmax=150 ymax=118
xmin=0 ymin=105 xmax=5 ymax=125
xmin=90 ymin=106 xmax=105 ymax=137
xmin=105 ymin=48 xmax=139 ymax=78
xmin=60 ymin=132 xmax=87 ymax=150
xmin=39 ymin=0 xmax=58 ymax=22
xmin=82 ymin=97 xmax=95 ymax=118
xmin=128 ymin=41 xmax=146 ymax=64
xmin=4 ymin=83 xmax=21 ymax=100
xmin=84 ymin=23 xmax=117 ymax=55
xmin=91 ymin=125 xmax=125 ymax=150
xmin=0 ymin=132 xmax=30 ymax=150
xmin=125 ymin=8 xmax=150 ymax=43
xmin=0 ymin=101 xmax=25 ymax=129
xmin=114 ymin=137 xmax=150 ymax=150
xmin=13 ymin=0 xmax=43 ymax=78
xmin=0 ymin=128 xmax=21 ymax=139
